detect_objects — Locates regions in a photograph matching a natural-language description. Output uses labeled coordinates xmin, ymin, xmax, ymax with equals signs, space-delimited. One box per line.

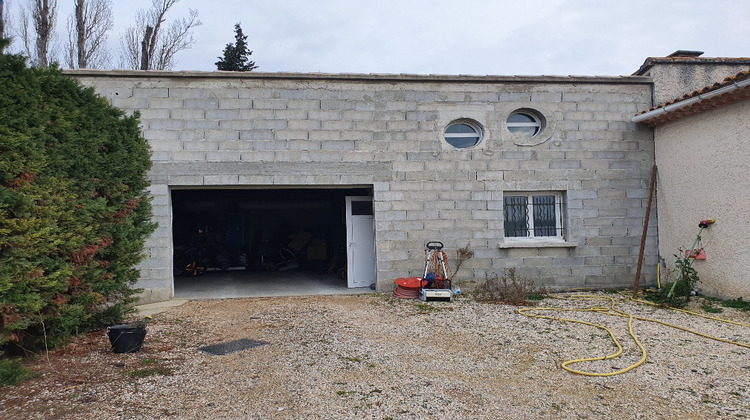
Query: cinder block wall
xmin=68 ymin=70 xmax=656 ymax=302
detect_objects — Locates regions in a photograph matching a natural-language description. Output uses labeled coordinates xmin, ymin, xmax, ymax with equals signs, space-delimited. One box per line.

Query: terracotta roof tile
xmin=634 ymin=70 xmax=750 ymax=127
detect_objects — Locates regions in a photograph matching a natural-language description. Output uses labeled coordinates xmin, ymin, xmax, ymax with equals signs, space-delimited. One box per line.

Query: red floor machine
xmin=420 ymin=241 xmax=453 ymax=302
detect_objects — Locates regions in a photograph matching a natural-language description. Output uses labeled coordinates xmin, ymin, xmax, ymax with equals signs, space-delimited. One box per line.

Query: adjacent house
xmin=634 ymin=68 xmax=750 ymax=299
xmin=65 ymin=51 xmax=750 ymax=303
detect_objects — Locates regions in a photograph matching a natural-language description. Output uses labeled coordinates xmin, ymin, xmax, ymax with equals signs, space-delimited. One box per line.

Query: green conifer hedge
xmin=0 ymin=48 xmax=156 ymax=355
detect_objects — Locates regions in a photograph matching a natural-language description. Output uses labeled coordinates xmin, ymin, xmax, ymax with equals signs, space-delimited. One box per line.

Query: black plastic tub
xmin=107 ymin=323 xmax=147 ymax=353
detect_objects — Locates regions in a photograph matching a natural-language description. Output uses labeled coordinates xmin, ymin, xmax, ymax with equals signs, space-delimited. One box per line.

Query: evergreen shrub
xmin=0 ymin=49 xmax=156 ymax=356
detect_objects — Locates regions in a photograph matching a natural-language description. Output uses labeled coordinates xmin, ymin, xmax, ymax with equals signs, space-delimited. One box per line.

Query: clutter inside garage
xmin=171 ymin=187 xmax=370 ymax=280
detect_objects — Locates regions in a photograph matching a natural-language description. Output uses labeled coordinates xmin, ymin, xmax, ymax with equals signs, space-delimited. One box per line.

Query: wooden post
xmin=633 ymin=165 xmax=657 ymax=298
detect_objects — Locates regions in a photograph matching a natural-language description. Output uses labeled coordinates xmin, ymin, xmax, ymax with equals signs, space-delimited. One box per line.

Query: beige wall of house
xmin=654 ymin=99 xmax=750 ymax=299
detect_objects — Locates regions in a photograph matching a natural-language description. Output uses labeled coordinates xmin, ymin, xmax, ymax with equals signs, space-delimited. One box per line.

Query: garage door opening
xmin=171 ymin=187 xmax=374 ymax=299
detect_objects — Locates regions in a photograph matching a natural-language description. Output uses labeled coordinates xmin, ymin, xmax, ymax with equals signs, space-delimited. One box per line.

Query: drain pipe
xmin=633 ymin=77 xmax=750 ymax=124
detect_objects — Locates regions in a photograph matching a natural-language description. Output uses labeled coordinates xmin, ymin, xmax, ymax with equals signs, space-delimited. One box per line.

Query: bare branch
xmin=66 ymin=0 xmax=113 ymax=68
xmin=1 ymin=0 xmax=6 ymax=43
xmin=120 ymin=0 xmax=200 ymax=70
xmin=32 ymin=0 xmax=57 ymax=67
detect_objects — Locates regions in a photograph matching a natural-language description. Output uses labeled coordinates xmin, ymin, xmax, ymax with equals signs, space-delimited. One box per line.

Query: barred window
xmin=503 ymin=192 xmax=564 ymax=239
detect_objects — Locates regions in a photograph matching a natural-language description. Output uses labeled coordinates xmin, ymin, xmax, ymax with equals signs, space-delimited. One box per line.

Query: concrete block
xmin=274 ymin=109 xmax=308 ymax=120
xmin=321 ymin=140 xmax=355 ymax=151
xmin=133 ymin=87 xmax=167 ymax=98
xmin=578 ymin=121 xmax=610 ymax=131
xmin=148 ymin=139 xmax=183 ymax=151
xmin=253 ymin=99 xmax=288 ymax=109
xmin=166 ymin=174 xmax=204 ymax=184
xmin=289 ymin=120 xmax=322 ymax=130
xmin=207 ymin=88 xmax=240 ymax=99
xmin=218 ymin=120 xmax=254 ymax=130
xmin=237 ymin=174 xmax=274 ymax=184
xmin=184 ymin=99 xmax=219 ymax=109
xmin=531 ymin=92 xmax=562 ymax=102
xmin=287 ymin=99 xmax=321 ymax=110
xmin=218 ymin=98 xmax=253 ymax=109
xmin=254 ymin=120 xmax=289 ymax=130
xmin=343 ymin=131 xmax=375 ymax=141
xmin=205 ymin=131 xmax=240 ymax=141
xmin=203 ymin=174 xmax=239 ymax=185
xmin=206 ymin=151 xmax=242 ymax=161
xmin=240 ymin=130 xmax=274 ymax=141
xmin=184 ymin=120 xmax=220 ymax=130
xmin=278 ymin=131 xmax=312 ymax=142
xmin=139 ymin=109 xmax=171 ymax=119
xmin=240 ymin=151 xmax=275 ymax=162
xmin=219 ymin=141 xmax=255 ymax=150
xmin=112 ymin=97 xmax=150 ymax=109
xmin=144 ymin=131 xmax=180 ymax=141
xmin=307 ymin=151 xmax=343 ymax=162
xmin=207 ymin=109 xmax=241 ymax=120
xmin=308 ymin=109 xmax=341 ymax=121
xmin=170 ymin=109 xmax=205 ymax=119
xmin=310 ymin=131 xmax=341 ymax=141
xmin=322 ymin=120 xmax=353 ymax=130
xmin=183 ymin=141 xmax=219 ymax=151
xmin=320 ymin=100 xmax=356 ymax=111
xmin=168 ymin=88 xmax=205 ymax=99
xmin=253 ymin=140 xmax=289 ymax=151
xmin=240 ymin=109 xmax=275 ymax=120
xmin=170 ymin=151 xmax=206 ymax=161
xmin=549 ymin=160 xmax=582 ymax=169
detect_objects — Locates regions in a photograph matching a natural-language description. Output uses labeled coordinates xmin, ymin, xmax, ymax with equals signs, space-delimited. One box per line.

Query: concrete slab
xmin=135 ymin=299 xmax=189 ymax=317
xmin=173 ymin=269 xmax=375 ymax=300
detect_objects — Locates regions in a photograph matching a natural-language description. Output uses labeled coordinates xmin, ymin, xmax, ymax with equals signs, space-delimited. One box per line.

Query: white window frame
xmin=507 ymin=110 xmax=543 ymax=138
xmin=503 ymin=191 xmax=564 ymax=240
xmin=444 ymin=120 xmax=483 ymax=148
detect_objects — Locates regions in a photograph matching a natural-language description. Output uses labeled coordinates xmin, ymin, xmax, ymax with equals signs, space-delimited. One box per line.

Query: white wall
xmin=654 ymin=100 xmax=750 ymax=298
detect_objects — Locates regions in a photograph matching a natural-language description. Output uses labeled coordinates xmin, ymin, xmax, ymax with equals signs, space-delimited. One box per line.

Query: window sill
xmin=497 ymin=240 xmax=578 ymax=249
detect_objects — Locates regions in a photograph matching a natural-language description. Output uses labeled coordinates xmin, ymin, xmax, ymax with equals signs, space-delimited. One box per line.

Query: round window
xmin=507 ymin=110 xmax=543 ymax=138
xmin=444 ymin=121 xmax=482 ymax=148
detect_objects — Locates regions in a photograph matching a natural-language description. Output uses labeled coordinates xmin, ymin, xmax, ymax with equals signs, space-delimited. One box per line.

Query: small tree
xmin=215 ymin=23 xmax=257 ymax=72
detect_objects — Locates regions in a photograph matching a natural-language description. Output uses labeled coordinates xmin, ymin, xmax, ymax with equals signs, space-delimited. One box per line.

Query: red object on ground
xmin=393 ymin=277 xmax=426 ymax=299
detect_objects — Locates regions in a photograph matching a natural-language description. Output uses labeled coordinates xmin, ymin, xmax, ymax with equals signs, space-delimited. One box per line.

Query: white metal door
xmin=346 ymin=196 xmax=376 ymax=288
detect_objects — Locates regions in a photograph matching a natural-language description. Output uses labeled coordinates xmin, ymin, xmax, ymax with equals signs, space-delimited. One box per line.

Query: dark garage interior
xmin=171 ymin=187 xmax=372 ymax=297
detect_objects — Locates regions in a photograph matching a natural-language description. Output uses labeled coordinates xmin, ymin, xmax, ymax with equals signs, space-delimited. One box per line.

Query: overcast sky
xmin=28 ymin=0 xmax=750 ymax=76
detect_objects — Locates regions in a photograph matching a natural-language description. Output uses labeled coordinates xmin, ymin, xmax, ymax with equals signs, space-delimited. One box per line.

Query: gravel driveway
xmin=2 ymin=292 xmax=749 ymax=419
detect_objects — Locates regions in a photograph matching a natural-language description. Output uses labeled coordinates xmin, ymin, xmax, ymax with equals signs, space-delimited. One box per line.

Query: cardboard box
xmin=307 ymin=242 xmax=327 ymax=260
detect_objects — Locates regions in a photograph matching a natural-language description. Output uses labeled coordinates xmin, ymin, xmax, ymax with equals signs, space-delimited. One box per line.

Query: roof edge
xmin=632 ymin=71 xmax=750 ymax=126
xmin=633 ymin=56 xmax=750 ymax=76
xmin=63 ymin=68 xmax=652 ymax=85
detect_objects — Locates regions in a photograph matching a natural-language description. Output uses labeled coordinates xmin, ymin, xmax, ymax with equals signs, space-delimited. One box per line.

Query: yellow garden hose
xmin=518 ymin=293 xmax=750 ymax=377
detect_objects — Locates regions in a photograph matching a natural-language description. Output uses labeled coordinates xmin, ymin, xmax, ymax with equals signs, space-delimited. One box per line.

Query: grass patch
xmin=700 ymin=301 xmax=723 ymax=314
xmin=413 ymin=302 xmax=442 ymax=314
xmin=719 ymin=297 xmax=750 ymax=311
xmin=124 ymin=366 xmax=173 ymax=378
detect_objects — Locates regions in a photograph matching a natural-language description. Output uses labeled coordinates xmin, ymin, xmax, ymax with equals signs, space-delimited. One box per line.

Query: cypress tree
xmin=216 ymin=23 xmax=258 ymax=71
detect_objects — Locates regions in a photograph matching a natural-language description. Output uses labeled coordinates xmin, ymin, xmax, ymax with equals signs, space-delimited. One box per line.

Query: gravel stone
xmin=1 ymin=293 xmax=749 ymax=419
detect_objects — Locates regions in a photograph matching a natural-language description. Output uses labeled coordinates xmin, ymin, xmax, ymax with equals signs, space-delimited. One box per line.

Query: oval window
xmin=507 ymin=111 xmax=543 ymax=138
xmin=444 ymin=121 xmax=482 ymax=148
